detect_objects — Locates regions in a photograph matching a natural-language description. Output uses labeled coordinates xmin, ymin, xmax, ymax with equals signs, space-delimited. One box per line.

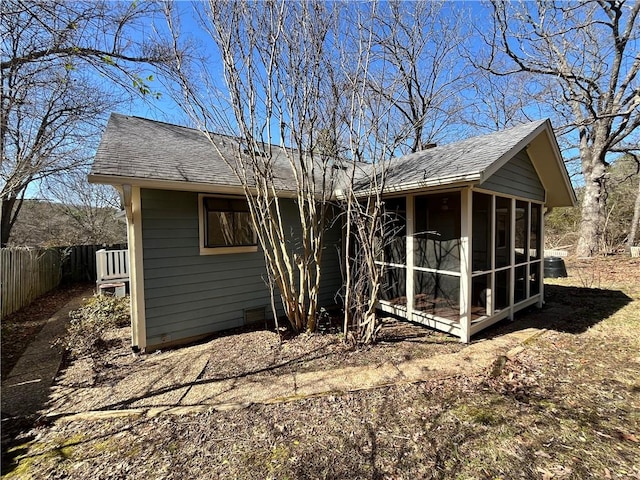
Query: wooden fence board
xmin=58 ymin=244 xmax=126 ymax=284
xmin=0 ymin=243 xmax=126 ymax=319
xmin=1 ymin=248 xmax=62 ymax=319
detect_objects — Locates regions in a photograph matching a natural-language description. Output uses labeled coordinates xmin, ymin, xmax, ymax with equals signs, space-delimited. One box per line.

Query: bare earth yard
xmin=2 ymin=257 xmax=639 ymax=479
xmin=0 ymin=283 xmax=91 ymax=382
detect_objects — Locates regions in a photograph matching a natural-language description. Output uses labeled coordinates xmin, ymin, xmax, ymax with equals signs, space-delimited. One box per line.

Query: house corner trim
xmin=127 ymin=186 xmax=147 ymax=351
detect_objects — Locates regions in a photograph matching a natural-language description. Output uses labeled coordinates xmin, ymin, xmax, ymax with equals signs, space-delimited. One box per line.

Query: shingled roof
xmin=90 ymin=113 xmax=309 ymax=193
xmin=378 ymin=119 xmax=549 ymax=192
xmin=90 ymin=114 xmax=575 ymax=207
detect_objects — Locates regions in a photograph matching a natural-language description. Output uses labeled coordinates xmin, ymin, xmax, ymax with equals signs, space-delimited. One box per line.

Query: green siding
xmin=140 ymin=189 xmax=343 ymax=348
xmin=479 ymin=150 xmax=545 ymax=201
xmin=262 ymin=200 xmax=343 ymax=308
xmin=317 ymin=208 xmax=344 ymax=306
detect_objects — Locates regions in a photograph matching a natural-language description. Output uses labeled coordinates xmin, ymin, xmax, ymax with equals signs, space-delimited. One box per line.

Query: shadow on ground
xmin=477 ymin=283 xmax=632 ymax=340
xmin=47 ymin=284 xmax=634 ymax=418
xmin=2 ymin=283 xmax=632 ymax=477
xmin=1 ymin=283 xmax=93 ymax=476
xmin=1 ymin=413 xmax=38 ymax=476
xmin=54 ymin=342 xmax=351 ymax=414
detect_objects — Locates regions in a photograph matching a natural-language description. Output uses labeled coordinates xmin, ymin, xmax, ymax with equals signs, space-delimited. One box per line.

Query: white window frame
xmin=198 ymin=194 xmax=258 ymax=255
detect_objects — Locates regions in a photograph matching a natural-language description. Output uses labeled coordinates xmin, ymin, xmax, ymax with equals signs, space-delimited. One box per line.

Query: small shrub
xmin=61 ymin=295 xmax=130 ymax=360
xmin=76 ymin=295 xmax=130 ymax=328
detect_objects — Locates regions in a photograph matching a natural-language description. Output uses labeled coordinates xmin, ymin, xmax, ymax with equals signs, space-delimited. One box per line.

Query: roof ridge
xmin=110 ymin=112 xmax=242 ymax=142
xmin=110 ymin=112 xmax=197 ymax=131
xmin=109 ymin=112 xmax=292 ymax=149
xmin=425 ymin=118 xmax=549 ymax=153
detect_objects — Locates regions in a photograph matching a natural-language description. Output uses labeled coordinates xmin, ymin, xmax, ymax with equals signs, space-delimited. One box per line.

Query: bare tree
xmin=480 ymin=0 xmax=640 ymax=256
xmin=1 ymin=0 xmax=174 ymax=246
xmin=464 ymin=68 xmax=545 ymax=132
xmin=332 ymin=4 xmax=407 ymax=344
xmin=164 ymin=1 xmax=410 ymax=341
xmin=337 ymin=1 xmax=477 ymax=343
xmin=165 ymin=1 xmax=342 ymax=333
xmin=629 ymin=171 xmax=640 ymax=248
xmin=367 ymin=0 xmax=472 ymax=153
xmin=43 ymin=171 xmax=126 ymax=245
xmin=605 ymin=153 xmax=640 ymax=249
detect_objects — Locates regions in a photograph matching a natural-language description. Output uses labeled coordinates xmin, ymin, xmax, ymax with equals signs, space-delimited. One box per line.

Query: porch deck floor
xmin=383 ymin=296 xmax=487 ymax=323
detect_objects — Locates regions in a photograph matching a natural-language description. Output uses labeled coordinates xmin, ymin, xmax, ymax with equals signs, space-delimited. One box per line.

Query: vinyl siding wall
xmin=316 ymin=207 xmax=344 ymax=307
xmin=479 ymin=150 xmax=545 ymax=202
xmin=140 ymin=189 xmax=342 ymax=348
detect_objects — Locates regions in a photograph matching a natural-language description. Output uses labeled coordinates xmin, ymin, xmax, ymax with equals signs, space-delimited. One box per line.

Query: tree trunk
xmin=576 ymin=144 xmax=608 ymax=257
xmin=1 ymin=196 xmax=17 ymax=247
xmin=628 ymin=174 xmax=640 ymax=249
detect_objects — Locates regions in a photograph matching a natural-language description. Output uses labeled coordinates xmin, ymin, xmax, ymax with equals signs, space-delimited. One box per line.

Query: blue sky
xmin=132 ymin=0 xmax=590 ymax=184
xmin=124 ymin=1 xmax=496 ymax=129
xmin=78 ymin=1 xmax=636 ymax=191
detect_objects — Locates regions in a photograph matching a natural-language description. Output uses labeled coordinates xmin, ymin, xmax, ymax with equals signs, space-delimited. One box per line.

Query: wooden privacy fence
xmin=1 ymin=248 xmax=62 ymax=319
xmin=1 ymin=243 xmax=127 ymax=319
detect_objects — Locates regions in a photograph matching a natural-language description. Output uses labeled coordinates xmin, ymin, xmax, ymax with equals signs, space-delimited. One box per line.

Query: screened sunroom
xmin=370 ymin=119 xmax=576 ymax=342
xmin=377 ymin=190 xmax=544 ymax=342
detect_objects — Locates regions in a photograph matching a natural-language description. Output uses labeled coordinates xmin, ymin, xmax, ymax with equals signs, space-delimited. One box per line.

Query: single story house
xmin=89 ymin=113 xmax=576 ymax=351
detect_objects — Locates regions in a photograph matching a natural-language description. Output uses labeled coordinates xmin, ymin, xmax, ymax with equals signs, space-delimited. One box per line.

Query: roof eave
xmin=478 ymin=119 xmax=577 ymax=208
xmin=385 ymin=173 xmax=481 ymax=194
xmin=541 ymin=125 xmax=577 ymax=207
xmin=526 ymin=121 xmax=577 ymax=208
xmin=334 ymin=173 xmax=480 ymax=199
xmin=88 ymin=173 xmax=301 ymax=198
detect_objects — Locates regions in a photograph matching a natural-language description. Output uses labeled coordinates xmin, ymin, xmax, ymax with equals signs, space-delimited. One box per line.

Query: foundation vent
xmin=244 ymin=306 xmax=266 ymax=326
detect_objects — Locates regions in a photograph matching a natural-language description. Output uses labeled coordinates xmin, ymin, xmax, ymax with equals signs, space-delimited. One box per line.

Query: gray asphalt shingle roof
xmin=378 ymin=119 xmax=548 ymax=191
xmin=90 ymin=113 xmax=550 ymax=194
xmin=90 ymin=113 xmax=303 ymax=191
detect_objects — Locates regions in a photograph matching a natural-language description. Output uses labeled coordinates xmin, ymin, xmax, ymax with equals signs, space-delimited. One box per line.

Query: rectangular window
xmin=380 ymin=266 xmax=407 ymax=305
xmin=200 ymin=196 xmax=257 ymax=254
xmin=529 ymin=203 xmax=541 ymax=260
xmin=471 ymin=273 xmax=492 ymax=319
xmin=515 ymin=200 xmax=528 ymax=265
xmin=514 ymin=265 xmax=527 ymax=303
xmin=495 ymin=269 xmax=510 ymax=311
xmin=472 ymin=192 xmax=492 ymax=272
xmin=414 ymin=271 xmax=460 ymax=320
xmin=530 ymin=262 xmax=541 ymax=296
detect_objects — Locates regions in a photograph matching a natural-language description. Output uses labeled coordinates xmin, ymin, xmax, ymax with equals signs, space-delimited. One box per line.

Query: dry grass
xmin=3 ymin=257 xmax=639 ymax=479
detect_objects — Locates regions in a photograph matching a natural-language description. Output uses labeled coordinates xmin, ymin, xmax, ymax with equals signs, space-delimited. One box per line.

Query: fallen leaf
xmin=617 ymin=431 xmax=639 ymax=443
xmin=534 ymin=450 xmax=552 ymax=459
xmin=551 ymin=464 xmax=572 ymax=477
xmin=537 ymin=467 xmax=554 ymax=479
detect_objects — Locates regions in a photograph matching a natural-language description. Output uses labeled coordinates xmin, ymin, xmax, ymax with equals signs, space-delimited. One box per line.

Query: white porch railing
xmin=631 ymin=246 xmax=640 ymax=258
xmin=514 ymin=248 xmax=569 ymax=258
xmin=544 ymin=249 xmax=569 ymax=258
xmin=96 ymin=248 xmax=129 ymax=285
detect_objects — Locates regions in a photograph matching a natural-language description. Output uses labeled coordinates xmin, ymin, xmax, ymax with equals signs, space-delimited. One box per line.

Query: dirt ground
xmin=1 ymin=283 xmax=92 ymax=382
xmin=55 ymin=316 xmax=464 ymax=392
xmin=2 ymin=257 xmax=639 ymax=479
